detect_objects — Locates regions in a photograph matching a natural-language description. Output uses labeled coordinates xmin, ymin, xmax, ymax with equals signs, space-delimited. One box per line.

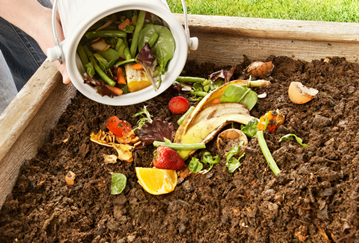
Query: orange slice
xmin=135 ymin=167 xmax=177 ymax=195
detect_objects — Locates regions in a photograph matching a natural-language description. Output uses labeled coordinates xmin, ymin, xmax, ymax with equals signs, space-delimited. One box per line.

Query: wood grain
xmin=0 ymin=61 xmax=77 ymax=207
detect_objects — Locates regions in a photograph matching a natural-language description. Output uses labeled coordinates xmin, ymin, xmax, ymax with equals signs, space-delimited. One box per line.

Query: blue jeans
xmin=0 ymin=0 xmax=52 ymax=114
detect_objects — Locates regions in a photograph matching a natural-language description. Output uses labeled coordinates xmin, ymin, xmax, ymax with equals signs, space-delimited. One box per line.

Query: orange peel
xmin=135 ymin=167 xmax=177 ymax=195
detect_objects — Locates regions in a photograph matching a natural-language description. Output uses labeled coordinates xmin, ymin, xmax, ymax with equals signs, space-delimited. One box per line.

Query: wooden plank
xmin=174 ymin=14 xmax=359 ymax=65
xmin=0 ymin=61 xmax=77 ymax=207
xmin=175 ymin=14 xmax=359 ymax=43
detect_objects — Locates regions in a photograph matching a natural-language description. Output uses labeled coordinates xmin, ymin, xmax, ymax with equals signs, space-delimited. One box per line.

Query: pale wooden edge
xmin=0 ymin=61 xmax=77 ymax=208
xmin=0 ymin=61 xmax=60 ymax=163
xmin=174 ymin=14 xmax=359 ymax=43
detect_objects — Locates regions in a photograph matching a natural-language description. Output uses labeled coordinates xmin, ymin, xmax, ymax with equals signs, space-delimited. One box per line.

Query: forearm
xmin=0 ymin=0 xmax=51 ymax=40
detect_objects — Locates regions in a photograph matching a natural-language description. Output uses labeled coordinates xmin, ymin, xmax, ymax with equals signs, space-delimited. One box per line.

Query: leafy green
xmin=241 ymin=118 xmax=281 ymax=176
xmin=85 ymin=62 xmax=95 ymax=77
xmin=220 ymin=84 xmax=258 ymax=111
xmin=138 ymin=24 xmax=175 ymax=78
xmin=188 ymin=152 xmax=220 ymax=174
xmin=241 ymin=118 xmax=259 ymax=138
xmin=111 ymin=173 xmax=127 ymax=195
xmin=97 ymin=48 xmax=120 ymax=69
xmin=94 ymin=53 xmax=109 ymax=70
xmin=225 ymin=142 xmax=245 ymax=173
xmin=132 ymin=106 xmax=153 ymax=130
xmin=201 ymin=152 xmax=220 ymax=174
xmin=279 ymin=134 xmax=309 ymax=146
xmin=188 ymin=157 xmax=203 ymax=173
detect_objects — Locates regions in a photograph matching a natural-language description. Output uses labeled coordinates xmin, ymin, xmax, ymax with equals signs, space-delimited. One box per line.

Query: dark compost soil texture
xmin=1 ymin=56 xmax=359 ymax=243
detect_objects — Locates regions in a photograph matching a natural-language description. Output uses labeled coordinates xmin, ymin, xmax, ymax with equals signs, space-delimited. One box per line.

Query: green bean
xmin=177 ymin=106 xmax=195 ymax=125
xmin=130 ymin=10 xmax=146 ymax=57
xmin=115 ymin=38 xmax=124 ymax=51
xmin=85 ymin=30 xmax=127 ymax=39
xmin=77 ymin=44 xmax=89 ymax=66
xmin=84 ymin=45 xmax=116 ymax=87
xmin=114 ymin=58 xmax=136 ymax=67
xmin=176 ymin=76 xmax=207 ymax=83
xmin=148 ymin=32 xmax=159 ymax=48
xmin=124 ymin=46 xmax=132 ymax=60
xmin=190 ymin=90 xmax=208 ymax=97
xmin=153 ymin=141 xmax=206 ymax=150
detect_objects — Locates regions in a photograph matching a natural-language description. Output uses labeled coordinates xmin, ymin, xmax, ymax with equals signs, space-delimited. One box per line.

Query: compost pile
xmin=1 ymin=56 xmax=359 ymax=243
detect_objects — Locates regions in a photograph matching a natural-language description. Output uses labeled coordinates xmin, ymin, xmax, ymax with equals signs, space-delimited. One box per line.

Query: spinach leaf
xmin=97 ymin=48 xmax=120 ymax=69
xmin=188 ymin=157 xmax=203 ymax=173
xmin=111 ymin=173 xmax=127 ymax=195
xmin=220 ymin=84 xmax=258 ymax=111
xmin=279 ymin=134 xmax=309 ymax=146
xmin=225 ymin=142 xmax=245 ymax=173
xmin=138 ymin=24 xmax=175 ymax=76
xmin=202 ymin=152 xmax=220 ymax=174
xmin=241 ymin=118 xmax=259 ymax=138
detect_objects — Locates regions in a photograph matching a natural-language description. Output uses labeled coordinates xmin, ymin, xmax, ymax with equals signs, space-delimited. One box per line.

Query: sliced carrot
xmin=105 ymin=84 xmax=123 ymax=96
xmin=124 ymin=18 xmax=132 ymax=25
xmin=118 ymin=22 xmax=127 ymax=31
xmin=118 ymin=76 xmax=126 ymax=84
xmin=116 ymin=67 xmax=126 ymax=84
xmin=212 ymin=98 xmax=221 ymax=104
xmin=118 ymin=19 xmax=132 ymax=30
xmin=131 ymin=63 xmax=143 ymax=70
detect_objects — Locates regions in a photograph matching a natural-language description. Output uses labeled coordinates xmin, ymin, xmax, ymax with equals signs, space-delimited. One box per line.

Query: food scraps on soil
xmin=5 ymin=56 xmax=359 ymax=242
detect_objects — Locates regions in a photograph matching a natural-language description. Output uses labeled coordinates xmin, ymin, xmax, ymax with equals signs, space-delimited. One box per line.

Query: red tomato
xmin=106 ymin=116 xmax=131 ymax=137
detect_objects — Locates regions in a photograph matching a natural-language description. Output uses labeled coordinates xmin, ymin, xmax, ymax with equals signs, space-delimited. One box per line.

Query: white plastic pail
xmin=47 ymin=0 xmax=198 ymax=106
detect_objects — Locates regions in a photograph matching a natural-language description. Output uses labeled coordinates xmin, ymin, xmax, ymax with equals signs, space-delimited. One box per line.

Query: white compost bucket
xmin=47 ymin=0 xmax=198 ymax=106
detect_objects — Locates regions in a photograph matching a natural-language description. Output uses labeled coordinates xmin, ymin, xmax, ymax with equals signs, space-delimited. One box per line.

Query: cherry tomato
xmin=106 ymin=116 xmax=131 ymax=137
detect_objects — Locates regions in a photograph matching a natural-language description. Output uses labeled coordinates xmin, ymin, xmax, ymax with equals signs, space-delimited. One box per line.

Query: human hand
xmin=34 ymin=7 xmax=71 ymax=84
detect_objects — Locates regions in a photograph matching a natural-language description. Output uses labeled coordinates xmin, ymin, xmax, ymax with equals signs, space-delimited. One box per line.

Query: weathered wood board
xmin=1 ymin=14 xmax=359 ymax=208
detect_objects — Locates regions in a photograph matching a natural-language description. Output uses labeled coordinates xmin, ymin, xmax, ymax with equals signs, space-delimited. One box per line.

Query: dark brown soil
xmin=1 ymin=56 xmax=359 ymax=243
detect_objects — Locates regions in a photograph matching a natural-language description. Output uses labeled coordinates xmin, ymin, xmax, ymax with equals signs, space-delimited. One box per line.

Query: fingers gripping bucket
xmin=47 ymin=0 xmax=198 ymax=106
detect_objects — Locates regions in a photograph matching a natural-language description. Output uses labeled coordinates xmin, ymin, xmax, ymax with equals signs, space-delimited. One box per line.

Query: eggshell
xmin=288 ymin=82 xmax=318 ymax=104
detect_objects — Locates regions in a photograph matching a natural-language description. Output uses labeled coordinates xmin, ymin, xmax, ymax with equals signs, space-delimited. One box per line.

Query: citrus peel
xmin=135 ymin=167 xmax=177 ymax=195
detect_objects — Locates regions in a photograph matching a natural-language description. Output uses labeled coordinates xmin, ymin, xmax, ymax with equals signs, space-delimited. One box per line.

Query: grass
xmin=166 ymin=0 xmax=359 ymax=23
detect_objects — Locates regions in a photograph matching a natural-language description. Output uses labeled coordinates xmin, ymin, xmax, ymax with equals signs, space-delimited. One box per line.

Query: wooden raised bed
xmin=1 ymin=14 xmax=359 ymax=208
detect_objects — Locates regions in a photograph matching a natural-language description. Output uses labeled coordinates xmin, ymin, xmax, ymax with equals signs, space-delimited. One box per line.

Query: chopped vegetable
xmin=106 ymin=116 xmax=132 ymax=138
xmin=111 ymin=173 xmax=127 ymax=195
xmin=201 ymin=152 xmax=220 ymax=174
xmin=225 ymin=142 xmax=246 ymax=173
xmin=130 ymin=10 xmax=146 ymax=57
xmin=153 ymin=138 xmax=206 ymax=151
xmin=116 ymin=67 xmax=126 ymax=84
xmin=257 ymin=110 xmax=285 ymax=132
xmin=188 ymin=157 xmax=203 ymax=173
xmin=177 ymin=106 xmax=195 ymax=125
xmin=131 ymin=63 xmax=143 ymax=70
xmin=132 ymin=106 xmax=153 ymax=130
xmin=168 ymin=96 xmax=189 ymax=114
xmin=138 ymin=118 xmax=175 ymax=146
xmin=241 ymin=112 xmax=284 ymax=176
xmin=105 ymin=84 xmax=123 ymax=96
xmin=220 ymin=84 xmax=258 ymax=111
xmin=279 ymin=134 xmax=309 ymax=146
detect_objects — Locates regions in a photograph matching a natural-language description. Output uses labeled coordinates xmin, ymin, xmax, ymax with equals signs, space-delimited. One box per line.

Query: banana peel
xmin=176 ymin=80 xmax=250 ymax=138
xmin=174 ymin=79 xmax=264 ymax=160
xmin=191 ymin=102 xmax=249 ymax=126
xmin=176 ymin=113 xmax=255 ymax=160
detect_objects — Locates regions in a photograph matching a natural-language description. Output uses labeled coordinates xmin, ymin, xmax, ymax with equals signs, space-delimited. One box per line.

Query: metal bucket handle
xmin=48 ymin=0 xmax=197 ymax=63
